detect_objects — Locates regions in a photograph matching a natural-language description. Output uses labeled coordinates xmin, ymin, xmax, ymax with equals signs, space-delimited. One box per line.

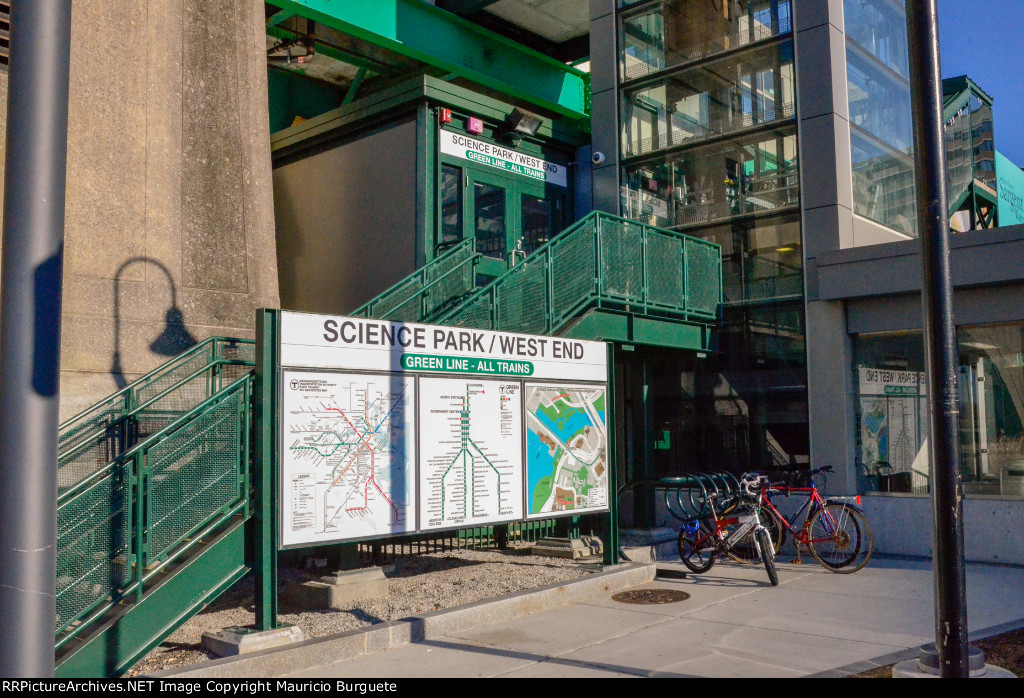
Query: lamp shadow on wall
xmin=111 ymin=257 xmax=198 ymax=389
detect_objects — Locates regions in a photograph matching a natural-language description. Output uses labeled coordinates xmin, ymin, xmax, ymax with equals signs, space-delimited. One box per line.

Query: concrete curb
xmin=152 ymin=562 xmax=656 ymax=678
xmin=805 ymin=616 xmax=1024 ymax=678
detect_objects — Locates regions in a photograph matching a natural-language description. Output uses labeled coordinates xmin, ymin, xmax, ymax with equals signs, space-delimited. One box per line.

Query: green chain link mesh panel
xmin=600 ymin=220 xmax=644 ymax=302
xmin=446 ymin=292 xmax=494 ymax=330
xmin=375 ymin=277 xmax=425 ymax=321
xmin=425 ymin=259 xmax=476 ymax=319
xmin=551 ymin=221 xmax=597 ymax=323
xmin=56 ymin=464 xmax=131 ymax=632
xmin=146 ymin=391 xmax=242 ymax=563
xmin=686 ymin=240 xmax=722 ymax=316
xmin=646 ymin=232 xmax=684 ymax=309
xmin=496 ymin=260 xmax=548 ymax=335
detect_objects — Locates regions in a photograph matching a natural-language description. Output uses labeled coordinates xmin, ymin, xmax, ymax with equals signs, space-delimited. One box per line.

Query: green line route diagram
xmin=281 ymin=371 xmax=416 ymax=546
xmin=418 ymin=378 xmax=524 ymax=530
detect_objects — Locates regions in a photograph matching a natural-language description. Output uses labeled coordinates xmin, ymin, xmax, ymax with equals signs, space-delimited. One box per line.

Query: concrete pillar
xmin=0 ymin=1 xmax=280 ymax=419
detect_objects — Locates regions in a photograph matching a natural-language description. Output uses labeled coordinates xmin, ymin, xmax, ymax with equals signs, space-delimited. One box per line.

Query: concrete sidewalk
xmin=281 ymin=558 xmax=1024 ymax=678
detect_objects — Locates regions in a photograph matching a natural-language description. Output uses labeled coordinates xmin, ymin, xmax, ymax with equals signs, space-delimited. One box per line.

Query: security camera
xmin=591 ymin=151 xmax=607 ymax=166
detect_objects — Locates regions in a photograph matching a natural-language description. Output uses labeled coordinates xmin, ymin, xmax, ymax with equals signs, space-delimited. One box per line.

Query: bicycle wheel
xmin=678 ymin=521 xmax=716 ymax=574
xmin=807 ymin=504 xmax=873 ymax=573
xmin=726 ymin=505 xmax=783 ymax=565
xmin=754 ymin=527 xmax=779 ymax=587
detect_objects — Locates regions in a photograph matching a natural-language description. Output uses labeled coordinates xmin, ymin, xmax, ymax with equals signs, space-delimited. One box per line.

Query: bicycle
xmin=677 ymin=474 xmax=779 ymax=586
xmin=734 ymin=465 xmax=873 ymax=574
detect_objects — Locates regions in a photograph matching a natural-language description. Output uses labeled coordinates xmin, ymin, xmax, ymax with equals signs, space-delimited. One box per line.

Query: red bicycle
xmin=731 ymin=466 xmax=874 ymax=573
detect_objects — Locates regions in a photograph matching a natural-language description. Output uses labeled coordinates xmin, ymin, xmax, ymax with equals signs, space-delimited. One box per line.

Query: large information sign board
xmin=277 ymin=311 xmax=608 ymax=548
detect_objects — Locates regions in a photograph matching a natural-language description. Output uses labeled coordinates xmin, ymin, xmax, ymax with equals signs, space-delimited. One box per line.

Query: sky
xmin=938 ymin=0 xmax=1024 ymax=165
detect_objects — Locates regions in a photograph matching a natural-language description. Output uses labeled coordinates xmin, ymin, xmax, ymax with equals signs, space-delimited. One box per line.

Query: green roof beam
xmin=266 ymin=24 xmax=398 ymax=76
xmin=264 ymin=0 xmax=588 ymax=119
xmin=267 ymin=10 xmax=294 ymax=28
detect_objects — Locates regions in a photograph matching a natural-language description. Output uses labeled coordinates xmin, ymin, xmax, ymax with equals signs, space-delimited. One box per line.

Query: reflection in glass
xmin=843 ymin=0 xmax=910 ymax=79
xmin=474 ymin=182 xmax=506 ymax=259
xmin=701 ymin=215 xmax=802 ymax=305
xmin=440 ymin=165 xmax=462 ymax=248
xmin=850 ymin=129 xmax=917 ymax=236
xmin=521 ymin=195 xmax=549 ymax=255
xmin=622 ymin=128 xmax=799 ymax=229
xmin=620 ymin=0 xmax=792 ymax=82
xmin=854 ymin=325 xmax=1024 ymax=497
xmin=622 ymin=42 xmax=795 ymax=157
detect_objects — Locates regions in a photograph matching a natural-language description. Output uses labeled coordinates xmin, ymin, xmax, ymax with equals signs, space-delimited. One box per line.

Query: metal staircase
xmin=356 ymin=211 xmax=722 ymax=351
xmin=54 ymin=338 xmax=256 ymax=677
xmin=50 ymin=213 xmax=720 ymax=677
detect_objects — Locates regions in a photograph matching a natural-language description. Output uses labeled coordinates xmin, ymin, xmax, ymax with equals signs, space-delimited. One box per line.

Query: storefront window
xmin=854 ymin=324 xmax=1024 ymax=498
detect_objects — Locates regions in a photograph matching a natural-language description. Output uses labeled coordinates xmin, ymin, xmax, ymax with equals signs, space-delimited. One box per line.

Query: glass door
xmin=468 ymin=169 xmax=515 ymax=278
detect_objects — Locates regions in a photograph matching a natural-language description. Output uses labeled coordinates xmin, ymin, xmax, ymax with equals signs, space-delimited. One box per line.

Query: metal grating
xmin=600 ymin=220 xmax=643 ymax=302
xmin=146 ymin=393 xmax=243 ymax=562
xmin=551 ymin=221 xmax=597 ymax=321
xmin=646 ymin=232 xmax=684 ymax=308
xmin=56 ymin=465 xmax=131 ymax=632
xmin=496 ymin=260 xmax=548 ymax=336
xmin=685 ymin=241 xmax=721 ymax=316
xmin=447 ymin=292 xmax=493 ymax=330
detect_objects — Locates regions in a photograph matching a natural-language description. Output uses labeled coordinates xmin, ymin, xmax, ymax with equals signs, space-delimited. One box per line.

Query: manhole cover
xmin=611 ymin=589 xmax=690 ymax=605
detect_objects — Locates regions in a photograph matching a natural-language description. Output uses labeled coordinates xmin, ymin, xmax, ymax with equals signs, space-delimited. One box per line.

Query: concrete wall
xmin=272 ymin=118 xmax=418 ymax=315
xmin=0 ymin=1 xmax=280 ymax=419
xmin=861 ymin=493 xmax=1024 ymax=565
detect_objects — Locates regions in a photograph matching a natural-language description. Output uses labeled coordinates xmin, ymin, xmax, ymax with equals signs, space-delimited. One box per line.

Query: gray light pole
xmin=905 ymin=0 xmax=969 ymax=679
xmin=0 ymin=0 xmax=74 ymax=678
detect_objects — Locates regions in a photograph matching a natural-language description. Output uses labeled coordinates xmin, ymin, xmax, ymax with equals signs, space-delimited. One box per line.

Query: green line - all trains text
xmin=401 ymin=353 xmax=533 ymax=376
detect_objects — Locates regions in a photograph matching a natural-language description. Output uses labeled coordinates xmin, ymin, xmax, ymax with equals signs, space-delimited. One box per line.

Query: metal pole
xmin=0 ymin=0 xmax=74 ymax=678
xmin=905 ymin=0 xmax=969 ymax=678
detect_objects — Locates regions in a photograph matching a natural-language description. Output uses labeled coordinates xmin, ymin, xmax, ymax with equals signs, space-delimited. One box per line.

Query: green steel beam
xmin=55 ymin=521 xmax=248 ymax=678
xmin=267 ymin=9 xmax=294 ymax=28
xmin=563 ymin=311 xmax=714 ymax=352
xmin=264 ymin=0 xmax=587 ymax=119
xmin=342 ymin=67 xmax=368 ymax=105
xmin=267 ymin=24 xmax=397 ymax=76
xmin=436 ymin=0 xmax=502 ymax=15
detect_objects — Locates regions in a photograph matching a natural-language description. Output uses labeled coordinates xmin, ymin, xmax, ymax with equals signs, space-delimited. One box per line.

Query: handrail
xmin=58 ymin=358 xmax=253 ymax=468
xmin=435 ymin=210 xmax=722 ymax=334
xmin=55 ymin=372 xmax=252 ymax=644
xmin=350 ymin=237 xmax=479 ymax=321
xmin=58 ymin=337 xmax=253 ymax=436
xmin=58 ymin=372 xmax=253 ymax=505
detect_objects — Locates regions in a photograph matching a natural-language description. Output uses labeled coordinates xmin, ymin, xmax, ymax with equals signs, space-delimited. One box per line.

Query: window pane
xmin=474 ymin=182 xmax=506 ymax=259
xmin=843 ymin=0 xmax=910 ymax=79
xmin=440 ymin=165 xmax=462 ymax=248
xmin=620 ymin=0 xmax=793 ymax=82
xmin=622 ymin=41 xmax=796 ymax=158
xmin=850 ymin=129 xmax=917 ymax=236
xmin=520 ymin=195 xmax=551 ymax=255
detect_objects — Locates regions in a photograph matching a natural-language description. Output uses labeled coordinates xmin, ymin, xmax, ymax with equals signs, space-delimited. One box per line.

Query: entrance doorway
xmin=439 ymin=162 xmax=566 ymax=278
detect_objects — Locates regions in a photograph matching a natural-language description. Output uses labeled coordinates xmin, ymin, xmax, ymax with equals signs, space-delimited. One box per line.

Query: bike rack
xmin=617 ymin=471 xmax=743 ymax=522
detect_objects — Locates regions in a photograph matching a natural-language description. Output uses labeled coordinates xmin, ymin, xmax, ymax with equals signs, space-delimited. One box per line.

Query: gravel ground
xmin=128 ymin=544 xmax=600 ymax=676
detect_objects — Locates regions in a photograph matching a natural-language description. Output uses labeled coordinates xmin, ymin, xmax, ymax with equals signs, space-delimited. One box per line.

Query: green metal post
xmin=604 ymin=342 xmax=619 ymax=565
xmin=254 ymin=310 xmax=279 ymax=631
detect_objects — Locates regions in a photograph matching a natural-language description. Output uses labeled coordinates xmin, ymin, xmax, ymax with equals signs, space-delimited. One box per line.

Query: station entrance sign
xmin=276 ymin=311 xmax=609 ymax=548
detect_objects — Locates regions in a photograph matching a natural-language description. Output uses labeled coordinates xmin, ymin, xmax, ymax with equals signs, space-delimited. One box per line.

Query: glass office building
xmin=616 ymin=0 xmax=807 ymax=478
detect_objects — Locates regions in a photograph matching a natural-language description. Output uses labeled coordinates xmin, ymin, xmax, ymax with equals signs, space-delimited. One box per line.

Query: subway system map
xmin=280 ymin=371 xmax=416 ymax=546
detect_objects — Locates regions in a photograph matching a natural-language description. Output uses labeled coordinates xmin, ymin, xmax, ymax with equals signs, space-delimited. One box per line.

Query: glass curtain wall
xmin=854 ymin=324 xmax=1024 ymax=498
xmin=844 ymin=0 xmax=917 ymax=237
xmin=617 ymin=0 xmax=807 ymax=476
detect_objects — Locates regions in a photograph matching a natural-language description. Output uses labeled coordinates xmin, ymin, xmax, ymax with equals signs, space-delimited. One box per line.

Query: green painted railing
xmin=58 ymin=337 xmax=255 ymax=494
xmin=435 ymin=211 xmax=722 ymax=335
xmin=350 ymin=238 xmax=480 ymax=323
xmin=55 ymin=373 xmax=252 ymax=651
